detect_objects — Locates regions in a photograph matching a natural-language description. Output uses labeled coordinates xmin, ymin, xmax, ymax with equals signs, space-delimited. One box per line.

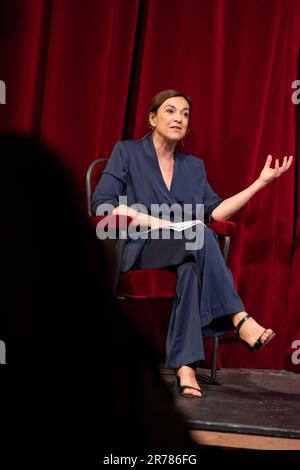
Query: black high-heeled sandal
xmin=233 ymin=314 xmax=276 ymax=352
xmin=175 ymin=367 xmax=202 ymax=399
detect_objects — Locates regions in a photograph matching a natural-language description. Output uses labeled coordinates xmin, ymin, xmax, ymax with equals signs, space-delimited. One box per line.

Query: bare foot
xmin=176 ymin=365 xmax=201 ymax=397
xmin=232 ymin=312 xmax=274 ymax=348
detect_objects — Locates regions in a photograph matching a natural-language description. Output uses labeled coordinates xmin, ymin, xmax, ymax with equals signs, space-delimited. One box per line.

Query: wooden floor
xmin=162 ymin=368 xmax=300 ymax=450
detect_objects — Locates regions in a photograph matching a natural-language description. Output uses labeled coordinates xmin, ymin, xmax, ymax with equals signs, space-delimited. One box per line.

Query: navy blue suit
xmin=92 ymin=136 xmax=244 ymax=368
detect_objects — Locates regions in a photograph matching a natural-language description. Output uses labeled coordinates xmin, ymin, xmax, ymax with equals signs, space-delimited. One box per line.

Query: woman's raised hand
xmin=258 ymin=154 xmax=293 ymax=186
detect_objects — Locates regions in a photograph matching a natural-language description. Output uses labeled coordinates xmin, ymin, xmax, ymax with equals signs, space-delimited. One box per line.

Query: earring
xmin=181 ymin=129 xmax=190 ymax=148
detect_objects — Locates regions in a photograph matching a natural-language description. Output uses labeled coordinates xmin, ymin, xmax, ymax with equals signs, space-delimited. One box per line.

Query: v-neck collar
xmin=141 ymin=135 xmax=178 ymax=195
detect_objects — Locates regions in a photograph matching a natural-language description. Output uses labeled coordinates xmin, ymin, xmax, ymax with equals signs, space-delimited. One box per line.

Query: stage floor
xmin=162 ymin=368 xmax=300 ymax=450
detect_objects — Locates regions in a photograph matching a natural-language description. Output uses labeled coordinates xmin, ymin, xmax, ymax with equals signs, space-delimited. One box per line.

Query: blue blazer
xmin=91 ymin=135 xmax=222 ymax=271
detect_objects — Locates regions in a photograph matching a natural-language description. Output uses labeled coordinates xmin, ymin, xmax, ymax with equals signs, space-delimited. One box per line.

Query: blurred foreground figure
xmin=0 ymin=134 xmax=192 ymax=450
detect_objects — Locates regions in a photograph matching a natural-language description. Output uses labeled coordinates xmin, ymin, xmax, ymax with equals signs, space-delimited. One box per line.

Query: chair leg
xmin=211 ymin=335 xmax=219 ymax=381
xmin=196 ymin=336 xmax=221 ymax=385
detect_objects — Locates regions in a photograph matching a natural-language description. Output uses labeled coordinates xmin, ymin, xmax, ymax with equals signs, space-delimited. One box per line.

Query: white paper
xmin=158 ymin=220 xmax=205 ymax=232
xmin=129 ymin=220 xmax=205 ymax=238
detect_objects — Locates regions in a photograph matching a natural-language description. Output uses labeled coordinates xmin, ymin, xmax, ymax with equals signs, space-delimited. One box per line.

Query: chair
xmin=87 ymin=159 xmax=236 ymax=384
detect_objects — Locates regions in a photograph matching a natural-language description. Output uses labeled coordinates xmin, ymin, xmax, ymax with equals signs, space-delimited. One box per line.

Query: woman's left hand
xmin=258 ymin=154 xmax=293 ymax=186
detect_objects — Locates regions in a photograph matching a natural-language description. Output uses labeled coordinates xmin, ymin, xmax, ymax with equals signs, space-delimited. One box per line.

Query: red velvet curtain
xmin=0 ymin=0 xmax=140 ymax=179
xmin=1 ymin=0 xmax=299 ymax=371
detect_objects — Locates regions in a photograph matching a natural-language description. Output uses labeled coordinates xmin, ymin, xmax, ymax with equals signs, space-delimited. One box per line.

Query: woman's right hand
xmin=112 ymin=204 xmax=138 ymax=218
xmin=112 ymin=204 xmax=170 ymax=228
xmin=148 ymin=216 xmax=171 ymax=229
xmin=134 ymin=213 xmax=170 ymax=228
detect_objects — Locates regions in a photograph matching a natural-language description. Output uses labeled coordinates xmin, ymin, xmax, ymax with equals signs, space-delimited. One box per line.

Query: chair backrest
xmin=86 ymin=158 xmax=107 ymax=216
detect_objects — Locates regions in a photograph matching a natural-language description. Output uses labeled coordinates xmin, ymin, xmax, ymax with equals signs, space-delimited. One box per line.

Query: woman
xmin=91 ymin=89 xmax=293 ymax=398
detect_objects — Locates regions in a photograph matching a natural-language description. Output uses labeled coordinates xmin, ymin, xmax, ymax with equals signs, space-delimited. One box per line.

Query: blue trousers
xmin=132 ymin=226 xmax=245 ymax=369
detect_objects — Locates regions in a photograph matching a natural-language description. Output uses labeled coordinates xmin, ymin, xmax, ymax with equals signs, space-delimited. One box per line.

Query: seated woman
xmin=91 ymin=89 xmax=293 ymax=398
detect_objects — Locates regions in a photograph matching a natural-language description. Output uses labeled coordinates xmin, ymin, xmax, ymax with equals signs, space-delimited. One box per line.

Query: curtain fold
xmin=0 ymin=0 xmax=299 ymax=371
xmin=40 ymin=0 xmax=140 ymax=186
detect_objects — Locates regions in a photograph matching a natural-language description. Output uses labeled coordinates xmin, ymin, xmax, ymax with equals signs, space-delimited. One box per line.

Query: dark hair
xmin=147 ymin=89 xmax=192 ymax=129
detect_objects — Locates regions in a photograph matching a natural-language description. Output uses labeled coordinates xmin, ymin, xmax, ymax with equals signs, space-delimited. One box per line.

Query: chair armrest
xmin=207 ymin=220 xmax=236 ymax=236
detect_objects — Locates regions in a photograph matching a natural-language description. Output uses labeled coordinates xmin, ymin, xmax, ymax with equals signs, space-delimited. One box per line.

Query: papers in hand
xmin=156 ymin=219 xmax=205 ymax=232
xmin=129 ymin=219 xmax=205 ymax=238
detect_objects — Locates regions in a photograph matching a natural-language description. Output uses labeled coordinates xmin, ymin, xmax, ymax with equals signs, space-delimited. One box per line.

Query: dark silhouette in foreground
xmin=0 ymin=134 xmax=192 ymax=452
